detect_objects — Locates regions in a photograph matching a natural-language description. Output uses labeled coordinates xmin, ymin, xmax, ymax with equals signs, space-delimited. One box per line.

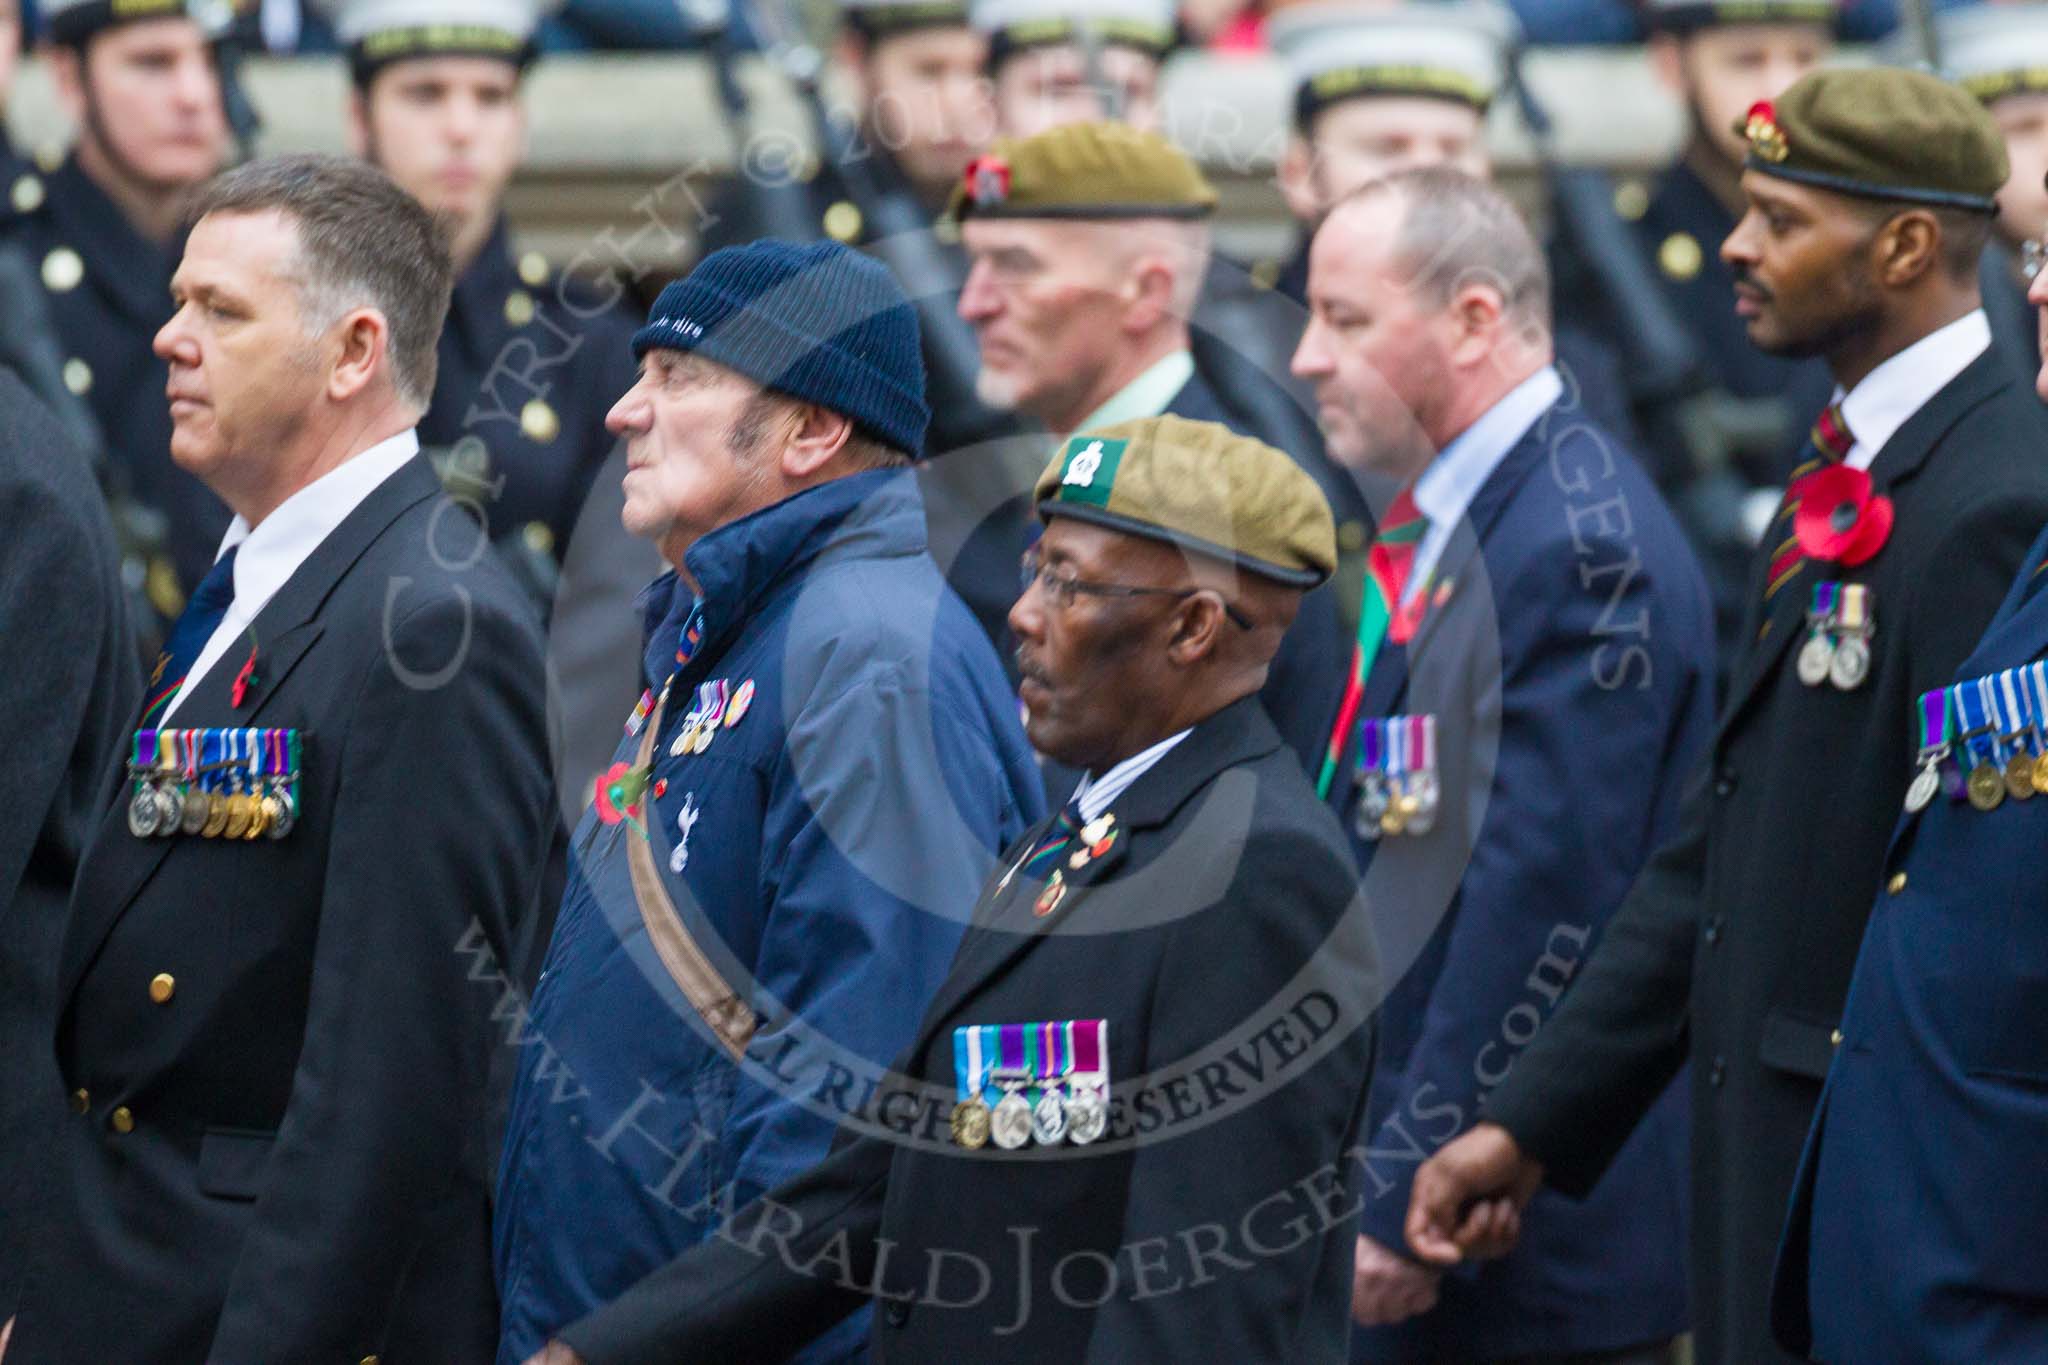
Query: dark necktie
xmin=1019 ymin=801 xmax=1084 ymax=882
xmin=142 ymin=545 xmax=240 ymax=724
xmin=1761 ymin=402 xmax=1855 ymax=613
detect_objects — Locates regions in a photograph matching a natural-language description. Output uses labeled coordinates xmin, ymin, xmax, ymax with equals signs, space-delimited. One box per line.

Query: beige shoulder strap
xmin=624 ymin=692 xmax=758 ymax=1060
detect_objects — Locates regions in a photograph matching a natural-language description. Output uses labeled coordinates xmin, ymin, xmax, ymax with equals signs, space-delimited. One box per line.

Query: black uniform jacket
xmin=0 ymin=370 xmax=139 ymax=1319
xmin=13 ymin=455 xmax=556 ymax=1365
xmin=1484 ymin=347 xmax=2048 ymax=1364
xmin=558 ymin=695 xmax=1380 ymax=1365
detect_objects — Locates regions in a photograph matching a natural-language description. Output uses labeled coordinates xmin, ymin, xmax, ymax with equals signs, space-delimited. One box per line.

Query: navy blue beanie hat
xmin=632 ymin=239 xmax=932 ymax=459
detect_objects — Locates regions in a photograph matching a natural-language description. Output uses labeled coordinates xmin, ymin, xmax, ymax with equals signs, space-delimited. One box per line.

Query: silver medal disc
xmin=990 ymin=1090 xmax=1034 ymax=1149
xmin=1796 ymin=633 xmax=1835 ymax=688
xmin=1904 ymin=764 xmax=1939 ymax=814
xmin=153 ymin=785 xmax=184 ymax=837
xmin=1065 ymin=1086 xmax=1107 ymax=1145
xmin=1354 ymin=780 xmax=1388 ymax=842
xmin=127 ymin=783 xmax=162 ymax=838
xmin=1031 ymin=1088 xmax=1069 ymax=1145
xmin=1406 ymin=772 xmax=1440 ymax=836
xmin=267 ymin=789 xmax=297 ymax=840
xmin=1829 ymin=636 xmax=1870 ymax=691
xmin=180 ymin=787 xmax=210 ymax=836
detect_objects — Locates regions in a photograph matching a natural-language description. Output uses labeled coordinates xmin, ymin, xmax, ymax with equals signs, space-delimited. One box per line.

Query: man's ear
xmin=344 ymin=89 xmax=371 ymax=159
xmin=1164 ymin=591 xmax=1229 ymax=667
xmin=1647 ymin=33 xmax=1686 ymax=100
xmin=834 ymin=31 xmax=872 ymax=108
xmin=1872 ymin=209 xmax=1942 ymax=289
xmin=327 ymin=308 xmax=391 ymax=404
xmin=47 ymin=42 xmax=85 ymax=125
xmin=782 ymin=402 xmax=856 ymax=479
xmin=1279 ymin=134 xmax=1323 ymax=223
xmin=1444 ymin=280 xmax=1508 ymax=370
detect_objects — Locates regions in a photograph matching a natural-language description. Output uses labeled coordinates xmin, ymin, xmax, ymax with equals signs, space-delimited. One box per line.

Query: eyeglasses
xmin=2024 ymin=237 xmax=2046 ymax=284
xmin=1019 ymin=548 xmax=1252 ymax=629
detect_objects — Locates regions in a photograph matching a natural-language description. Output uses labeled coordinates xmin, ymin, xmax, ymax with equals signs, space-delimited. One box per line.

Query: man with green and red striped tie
xmin=1408 ymin=66 xmax=2048 ymax=1364
xmin=1290 ymin=165 xmax=1714 ymax=1364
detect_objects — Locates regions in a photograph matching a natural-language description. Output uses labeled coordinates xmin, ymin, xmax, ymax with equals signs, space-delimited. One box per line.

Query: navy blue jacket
xmin=1331 ymin=399 xmax=1714 ymax=1360
xmin=0 ymin=154 xmax=228 ymax=601
xmin=1773 ymin=524 xmax=2048 ymax=1364
xmin=494 ymin=470 xmax=1043 ymax=1364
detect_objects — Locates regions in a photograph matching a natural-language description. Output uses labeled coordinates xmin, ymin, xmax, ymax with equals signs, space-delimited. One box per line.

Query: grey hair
xmin=185 ymin=154 xmax=454 ymax=412
xmin=1338 ymin=166 xmax=1551 ymax=329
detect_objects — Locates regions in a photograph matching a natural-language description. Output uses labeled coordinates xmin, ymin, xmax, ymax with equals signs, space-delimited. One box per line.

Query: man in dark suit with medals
xmin=521 ymin=414 xmax=1378 ymax=1365
xmin=1297 ymin=168 xmax=1713 ymax=1364
xmin=1768 ymin=257 xmax=2048 ymax=1362
xmin=935 ymin=120 xmax=1353 ymax=776
xmin=1406 ymin=68 xmax=2048 ymax=1365
xmin=8 ymin=154 xmax=555 ymax=1364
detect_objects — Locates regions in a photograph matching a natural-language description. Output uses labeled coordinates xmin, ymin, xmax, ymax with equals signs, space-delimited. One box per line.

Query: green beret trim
xmin=845 ymin=1 xmax=971 ymax=37
xmin=1960 ymin=68 xmax=2048 ymax=104
xmin=1745 ymin=155 xmax=2001 ymax=214
xmin=1039 ymin=502 xmax=1328 ymax=588
xmin=960 ymin=199 xmax=1215 ymax=221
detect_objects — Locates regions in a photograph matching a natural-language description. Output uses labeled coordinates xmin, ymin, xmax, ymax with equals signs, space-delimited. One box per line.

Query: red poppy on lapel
xmin=1792 ymin=464 xmax=1892 ymax=567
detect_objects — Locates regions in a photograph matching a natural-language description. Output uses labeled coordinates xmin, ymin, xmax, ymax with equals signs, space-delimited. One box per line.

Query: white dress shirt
xmin=1407 ymin=366 xmax=1566 ymax=606
xmin=1073 ymin=728 xmax=1193 ymax=823
xmin=1833 ymin=309 xmax=1991 ymax=471
xmin=161 ymin=429 xmax=421 ymax=722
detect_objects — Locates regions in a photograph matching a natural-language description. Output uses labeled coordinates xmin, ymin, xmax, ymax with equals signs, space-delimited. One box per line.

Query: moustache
xmin=1731 ymin=266 xmax=1773 ymax=301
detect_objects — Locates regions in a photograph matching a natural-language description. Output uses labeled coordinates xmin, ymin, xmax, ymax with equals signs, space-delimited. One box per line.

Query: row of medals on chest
xmin=1905 ymin=668 xmax=2048 ymax=815
xmin=951 ymin=1067 xmax=1109 ymax=1151
xmin=127 ymin=748 xmax=297 ymax=841
xmin=1796 ymin=582 xmax=1876 ymax=692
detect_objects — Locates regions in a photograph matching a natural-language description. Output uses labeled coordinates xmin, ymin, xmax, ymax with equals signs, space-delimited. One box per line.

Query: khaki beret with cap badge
xmin=1034 ymin=415 xmax=1338 ymax=588
xmin=1735 ymin=67 xmax=2007 ymax=214
xmin=949 ymin=120 xmax=1216 ymax=222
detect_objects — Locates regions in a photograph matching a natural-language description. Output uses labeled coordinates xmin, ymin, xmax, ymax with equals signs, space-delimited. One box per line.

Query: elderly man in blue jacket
xmin=493 ymin=239 xmax=1045 ymax=1365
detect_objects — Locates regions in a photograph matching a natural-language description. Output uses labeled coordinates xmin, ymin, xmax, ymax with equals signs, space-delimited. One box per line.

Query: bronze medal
xmin=1379 ymin=801 xmax=1408 ymax=837
xmin=1967 ymin=763 xmax=2006 ymax=812
xmin=223 ymin=793 xmax=252 ymax=840
xmin=2006 ymin=753 xmax=2037 ymax=802
xmin=950 ymin=1096 xmax=991 ymax=1150
xmin=243 ymin=797 xmax=270 ymax=839
xmin=2034 ymin=751 xmax=2048 ymax=796
xmin=201 ymin=791 xmax=231 ymax=838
